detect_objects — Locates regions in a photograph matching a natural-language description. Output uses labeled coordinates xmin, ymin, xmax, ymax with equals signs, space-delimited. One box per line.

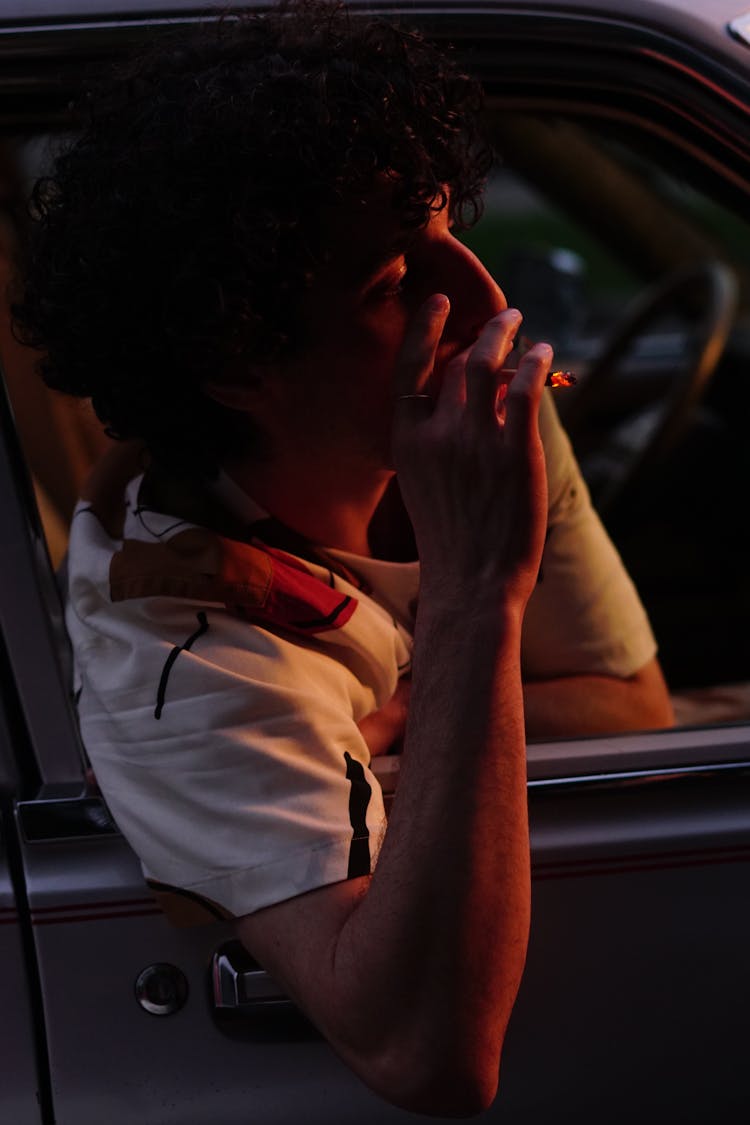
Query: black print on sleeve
xmin=344 ymin=751 xmax=372 ymax=878
xmin=154 ymin=611 xmax=209 ymax=720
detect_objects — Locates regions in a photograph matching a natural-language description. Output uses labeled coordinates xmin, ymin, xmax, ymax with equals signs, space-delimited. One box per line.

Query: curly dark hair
xmin=13 ymin=0 xmax=491 ymax=477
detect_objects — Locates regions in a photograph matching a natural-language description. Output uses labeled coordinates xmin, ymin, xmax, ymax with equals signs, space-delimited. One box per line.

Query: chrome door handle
xmin=212 ymin=941 xmax=292 ymax=1010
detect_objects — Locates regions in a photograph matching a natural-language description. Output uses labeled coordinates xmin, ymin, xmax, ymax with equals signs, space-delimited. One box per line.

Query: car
xmin=1 ymin=2 xmax=749 ymax=1122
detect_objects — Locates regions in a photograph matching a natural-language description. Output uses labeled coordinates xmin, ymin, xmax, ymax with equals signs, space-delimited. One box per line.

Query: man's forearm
xmin=238 ymin=601 xmax=532 ymax=1115
xmin=331 ymin=599 xmax=531 ymax=1112
xmin=523 ymin=656 xmax=675 ymax=738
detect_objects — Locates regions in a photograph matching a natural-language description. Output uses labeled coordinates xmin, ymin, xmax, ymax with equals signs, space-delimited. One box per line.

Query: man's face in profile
xmin=263 ymin=181 xmax=507 ymax=474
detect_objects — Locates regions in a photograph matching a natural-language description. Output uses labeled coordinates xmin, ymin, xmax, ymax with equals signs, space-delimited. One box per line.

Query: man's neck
xmin=221 ymin=455 xmax=393 ymax=557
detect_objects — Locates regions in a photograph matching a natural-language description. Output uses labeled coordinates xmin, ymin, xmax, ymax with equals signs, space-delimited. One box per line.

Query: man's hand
xmin=392 ymin=300 xmax=550 ymax=615
xmin=357 ymin=676 xmax=411 ymax=757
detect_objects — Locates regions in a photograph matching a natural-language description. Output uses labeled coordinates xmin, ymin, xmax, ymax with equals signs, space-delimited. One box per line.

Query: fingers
xmin=392 ymin=294 xmax=450 ymax=400
xmin=462 ymin=308 xmax=522 ymax=419
xmin=504 ymin=342 xmax=553 ymax=452
xmin=392 ymin=298 xmax=550 ymax=451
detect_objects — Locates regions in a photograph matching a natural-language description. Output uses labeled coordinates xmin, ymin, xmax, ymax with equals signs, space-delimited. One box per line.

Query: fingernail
xmin=506 ymin=308 xmax=523 ymax=324
xmin=427 ymin=294 xmax=450 ymax=314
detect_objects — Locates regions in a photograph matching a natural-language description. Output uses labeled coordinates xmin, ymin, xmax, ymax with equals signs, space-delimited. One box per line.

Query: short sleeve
xmin=521 ymin=392 xmax=657 ymax=679
xmin=71 ymin=594 xmax=388 ymax=922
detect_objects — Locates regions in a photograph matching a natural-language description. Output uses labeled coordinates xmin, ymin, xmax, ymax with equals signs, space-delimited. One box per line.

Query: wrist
xmin=415 ymin=583 xmax=526 ymax=638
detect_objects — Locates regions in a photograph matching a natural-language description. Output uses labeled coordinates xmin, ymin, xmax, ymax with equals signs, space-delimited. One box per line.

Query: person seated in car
xmin=13 ymin=2 xmax=674 ymax=1113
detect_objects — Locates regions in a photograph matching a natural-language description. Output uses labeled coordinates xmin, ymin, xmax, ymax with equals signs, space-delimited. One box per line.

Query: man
xmin=14 ymin=2 xmax=673 ymax=1114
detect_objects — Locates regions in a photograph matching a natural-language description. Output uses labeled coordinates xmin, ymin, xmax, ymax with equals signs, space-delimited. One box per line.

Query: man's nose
xmin=443 ymin=241 xmax=506 ymax=340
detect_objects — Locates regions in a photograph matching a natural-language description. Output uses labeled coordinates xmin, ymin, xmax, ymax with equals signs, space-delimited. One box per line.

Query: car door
xmin=507 ymin=739 xmax=750 ymax=1122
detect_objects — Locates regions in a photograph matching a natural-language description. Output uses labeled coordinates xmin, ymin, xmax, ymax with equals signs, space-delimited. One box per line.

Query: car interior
xmin=465 ymin=106 xmax=750 ymax=726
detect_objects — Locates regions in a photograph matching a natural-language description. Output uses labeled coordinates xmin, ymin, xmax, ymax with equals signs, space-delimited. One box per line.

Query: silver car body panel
xmin=12 ymin=768 xmax=750 ymax=1122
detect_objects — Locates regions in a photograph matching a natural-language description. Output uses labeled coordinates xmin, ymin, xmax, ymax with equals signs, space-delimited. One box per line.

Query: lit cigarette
xmin=545 ymin=370 xmax=577 ymax=388
xmin=517 ymin=337 xmax=577 ymax=388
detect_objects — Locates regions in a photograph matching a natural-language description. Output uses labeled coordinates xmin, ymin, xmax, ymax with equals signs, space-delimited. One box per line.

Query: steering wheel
xmin=561 ymin=259 xmax=738 ymax=517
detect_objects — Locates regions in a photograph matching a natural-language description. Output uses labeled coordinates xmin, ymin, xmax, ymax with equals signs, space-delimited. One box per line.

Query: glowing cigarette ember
xmin=545 ymin=370 xmax=577 ymax=388
xmin=517 ymin=337 xmax=577 ymax=388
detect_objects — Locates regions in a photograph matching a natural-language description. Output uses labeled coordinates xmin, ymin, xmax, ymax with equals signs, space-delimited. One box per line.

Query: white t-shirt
xmin=66 ymin=393 xmax=656 ymax=923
